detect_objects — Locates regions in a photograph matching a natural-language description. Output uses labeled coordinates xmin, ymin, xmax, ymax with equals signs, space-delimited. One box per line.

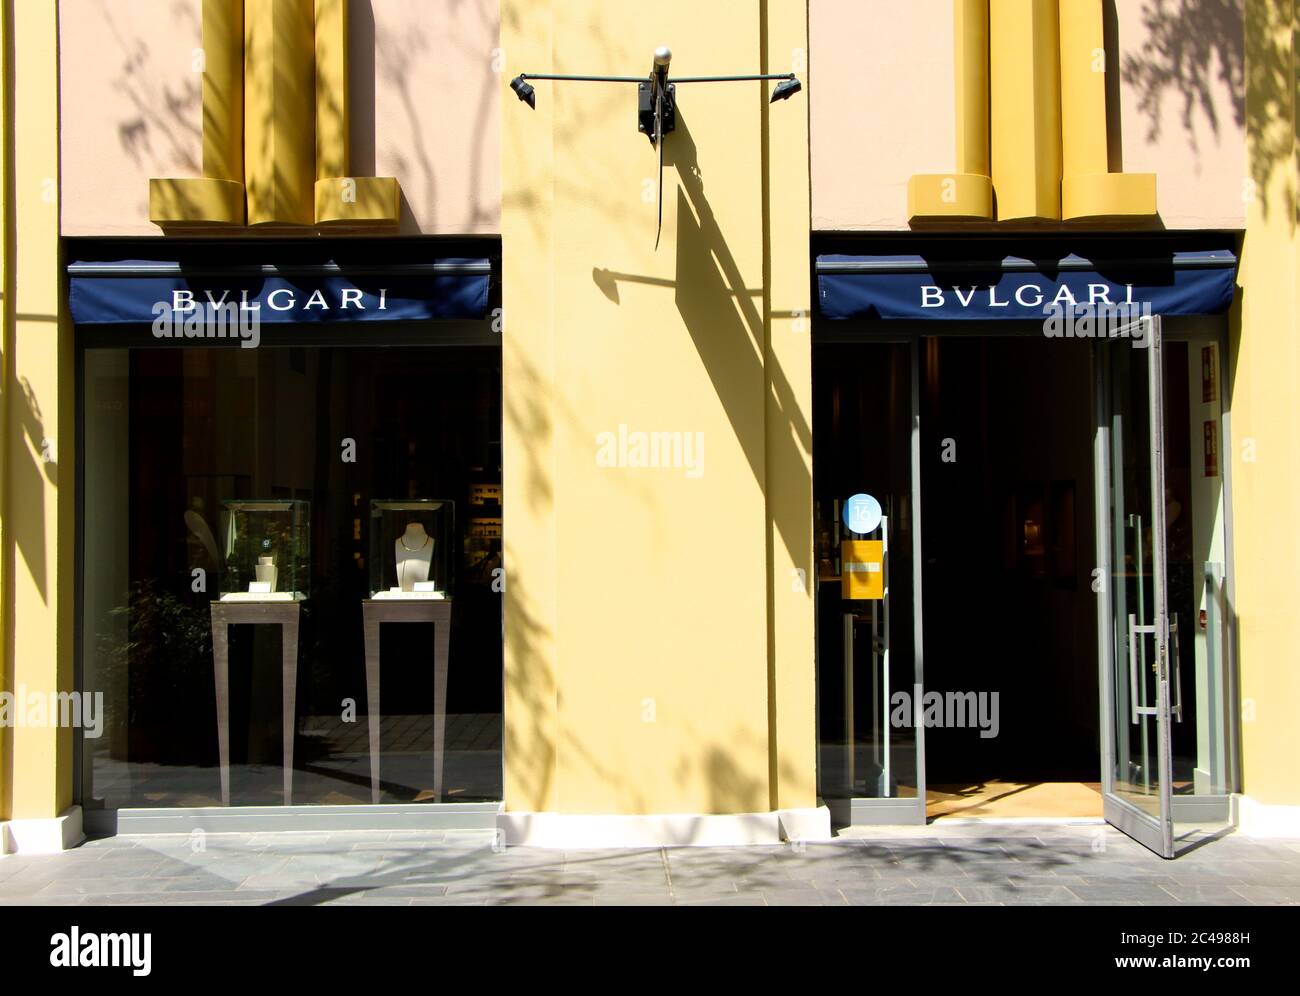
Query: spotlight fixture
xmin=769 ymin=77 xmax=802 ymax=103
xmin=509 ymin=74 xmax=536 ymax=108
xmin=508 ymin=45 xmax=802 ymax=247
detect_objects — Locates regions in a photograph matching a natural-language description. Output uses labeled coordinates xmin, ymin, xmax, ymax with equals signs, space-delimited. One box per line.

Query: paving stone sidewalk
xmin=1 ymin=823 xmax=1298 ymax=905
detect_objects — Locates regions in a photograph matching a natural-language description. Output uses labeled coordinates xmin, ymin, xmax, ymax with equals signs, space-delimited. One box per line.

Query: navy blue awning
xmin=68 ymin=258 xmax=492 ymax=324
xmin=817 ymin=245 xmax=1238 ymax=320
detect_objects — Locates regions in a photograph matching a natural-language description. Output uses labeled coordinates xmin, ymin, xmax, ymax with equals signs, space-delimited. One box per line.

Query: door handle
xmin=1128 ymin=612 xmax=1159 ymax=726
xmin=1169 ymin=615 xmax=1183 ymax=723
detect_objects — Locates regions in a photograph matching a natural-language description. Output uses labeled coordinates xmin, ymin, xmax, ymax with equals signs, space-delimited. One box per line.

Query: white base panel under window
xmin=498 ymin=806 xmax=832 ymax=848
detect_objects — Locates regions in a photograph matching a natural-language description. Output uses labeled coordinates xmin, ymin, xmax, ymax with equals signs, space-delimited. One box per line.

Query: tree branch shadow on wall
xmin=567 ymin=110 xmax=817 ymax=817
xmin=1 ymin=372 xmax=56 ymax=604
xmin=1119 ymin=0 xmax=1294 ymax=221
xmin=361 ymin=0 xmax=500 ymax=234
xmin=106 ymin=1 xmax=202 ymax=174
xmin=667 ymin=111 xmax=812 ymax=576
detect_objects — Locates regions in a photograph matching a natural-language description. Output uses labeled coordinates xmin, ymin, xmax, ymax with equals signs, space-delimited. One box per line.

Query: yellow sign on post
xmin=842 ymin=540 xmax=885 ymax=600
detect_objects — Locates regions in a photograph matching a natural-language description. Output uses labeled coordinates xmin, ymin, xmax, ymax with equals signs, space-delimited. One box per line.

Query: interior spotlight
xmin=510 ymin=74 xmax=536 ymax=109
xmin=769 ymin=77 xmax=802 ymax=103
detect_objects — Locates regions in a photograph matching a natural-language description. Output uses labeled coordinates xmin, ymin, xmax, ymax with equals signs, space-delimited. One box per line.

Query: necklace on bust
xmin=398 ymin=530 xmax=430 ymax=552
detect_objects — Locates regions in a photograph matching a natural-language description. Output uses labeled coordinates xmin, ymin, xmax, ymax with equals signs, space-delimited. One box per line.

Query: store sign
xmin=816 ymin=249 xmax=1238 ymax=321
xmin=843 ymin=493 xmax=882 ymax=535
xmin=169 ymin=286 xmax=393 ymax=314
xmin=842 ymin=540 xmax=884 ymax=600
xmin=68 ymin=260 xmax=491 ymax=324
xmin=1204 ymin=420 xmax=1219 ymax=477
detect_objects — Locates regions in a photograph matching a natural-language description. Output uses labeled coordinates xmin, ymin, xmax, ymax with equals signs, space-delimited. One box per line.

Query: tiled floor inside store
xmin=87 ymin=714 xmax=503 ymax=807
xmin=2 ymin=823 xmax=1299 ymax=906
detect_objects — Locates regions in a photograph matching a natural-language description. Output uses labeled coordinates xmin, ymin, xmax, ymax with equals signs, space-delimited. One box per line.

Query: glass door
xmin=1098 ymin=317 xmax=1235 ymax=858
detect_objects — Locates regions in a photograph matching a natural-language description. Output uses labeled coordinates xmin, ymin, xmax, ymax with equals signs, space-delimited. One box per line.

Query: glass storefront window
xmin=813 ymin=341 xmax=917 ymax=802
xmin=81 ymin=343 xmax=503 ymax=808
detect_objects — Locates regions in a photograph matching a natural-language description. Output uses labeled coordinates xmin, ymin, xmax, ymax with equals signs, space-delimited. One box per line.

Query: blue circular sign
xmin=843 ymin=493 xmax=882 ymax=535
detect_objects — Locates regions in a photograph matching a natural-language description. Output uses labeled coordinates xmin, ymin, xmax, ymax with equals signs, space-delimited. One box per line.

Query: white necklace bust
xmin=394 ymin=522 xmax=433 ymax=591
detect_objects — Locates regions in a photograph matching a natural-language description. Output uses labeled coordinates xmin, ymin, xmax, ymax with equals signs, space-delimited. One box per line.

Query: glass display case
xmin=369 ymin=499 xmax=454 ymax=598
xmin=464 ymin=473 xmax=502 ymax=586
xmin=218 ymin=499 xmax=311 ymax=601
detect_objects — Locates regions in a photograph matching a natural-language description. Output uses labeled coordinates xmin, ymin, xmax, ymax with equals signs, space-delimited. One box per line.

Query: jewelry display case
xmin=369 ymin=499 xmax=454 ymax=598
xmin=218 ymin=499 xmax=311 ymax=601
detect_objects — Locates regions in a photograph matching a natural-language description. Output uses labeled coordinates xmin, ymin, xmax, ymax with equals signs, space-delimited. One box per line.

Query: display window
xmin=80 ymin=341 xmax=503 ymax=808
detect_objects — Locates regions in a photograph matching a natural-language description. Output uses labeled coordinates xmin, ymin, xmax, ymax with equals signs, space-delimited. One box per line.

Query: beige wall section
xmin=811 ymin=0 xmax=1245 ymax=230
xmin=58 ymin=0 xmax=203 ymax=235
xmin=502 ymin=0 xmax=815 ymax=815
xmin=1229 ymin=0 xmax=1299 ymax=807
xmin=3 ymin=0 xmax=75 ymax=820
xmin=811 ymin=0 xmax=955 ymax=231
xmin=58 ymin=0 xmax=500 ymax=235
xmin=1112 ymin=0 xmax=1245 ymax=228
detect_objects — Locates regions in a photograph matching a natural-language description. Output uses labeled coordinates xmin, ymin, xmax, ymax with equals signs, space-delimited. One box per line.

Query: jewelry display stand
xmin=394 ymin=521 xmax=434 ymax=591
xmin=209 ymin=600 xmax=302 ymax=805
xmin=360 ymin=598 xmax=452 ymax=803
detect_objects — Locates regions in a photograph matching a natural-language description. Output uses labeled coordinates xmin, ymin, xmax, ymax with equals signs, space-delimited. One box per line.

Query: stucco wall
xmin=1114 ymin=0 xmax=1246 ymax=229
xmin=811 ymin=0 xmax=956 ymax=231
xmin=58 ymin=0 xmax=501 ymax=236
xmin=501 ymin=0 xmax=816 ymax=817
xmin=810 ymin=0 xmax=1247 ymax=231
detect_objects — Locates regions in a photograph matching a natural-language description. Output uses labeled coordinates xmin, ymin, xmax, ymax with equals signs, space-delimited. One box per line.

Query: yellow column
xmin=149 ymin=0 xmax=246 ymax=226
xmin=908 ymin=0 xmax=993 ymax=222
xmin=2 ymin=0 xmax=75 ymax=827
xmin=989 ymin=0 xmax=1061 ymax=221
xmin=954 ymin=0 xmax=991 ymax=179
xmin=245 ymin=0 xmax=315 ymax=226
xmin=313 ymin=0 xmax=399 ymax=225
xmin=763 ymin=0 xmax=817 ymax=813
xmin=0 ymin=0 xmax=10 ymax=829
xmin=501 ymin=0 xmax=559 ymax=813
xmin=501 ymin=0 xmax=815 ymax=826
xmin=315 ymin=0 xmax=349 ymax=182
xmin=1233 ymin=0 xmax=1300 ymax=811
xmin=1058 ymin=0 xmax=1155 ymax=219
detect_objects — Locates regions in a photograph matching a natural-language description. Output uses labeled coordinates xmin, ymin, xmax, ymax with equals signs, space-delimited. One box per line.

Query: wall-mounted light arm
xmin=669 ymin=73 xmax=797 ymax=83
xmin=512 ymin=73 xmax=646 ymax=84
xmin=508 ymin=48 xmax=802 ymax=247
xmin=507 ymin=71 xmax=803 ymax=107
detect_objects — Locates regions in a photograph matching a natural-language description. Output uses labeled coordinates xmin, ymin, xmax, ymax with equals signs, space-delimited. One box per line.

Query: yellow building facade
xmin=0 ymin=0 xmax=1297 ymax=856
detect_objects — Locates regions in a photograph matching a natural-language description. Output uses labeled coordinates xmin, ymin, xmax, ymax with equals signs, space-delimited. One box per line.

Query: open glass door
xmin=1098 ymin=317 xmax=1235 ymax=858
xmin=1100 ymin=316 xmax=1174 ymax=856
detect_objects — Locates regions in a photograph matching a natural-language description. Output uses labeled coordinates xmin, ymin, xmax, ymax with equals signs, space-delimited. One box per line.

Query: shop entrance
xmin=814 ymin=327 xmax=1236 ymax=845
xmin=919 ymin=336 xmax=1100 ymax=819
xmin=814 ymin=335 xmax=1101 ymax=821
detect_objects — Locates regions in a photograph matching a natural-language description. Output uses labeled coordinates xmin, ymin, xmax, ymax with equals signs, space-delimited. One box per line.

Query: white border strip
xmin=2 ymin=806 xmax=84 ymax=854
xmin=1236 ymin=795 xmax=1300 ymax=837
xmin=929 ymin=816 xmax=1106 ymax=826
xmin=499 ymin=806 xmax=832 ymax=848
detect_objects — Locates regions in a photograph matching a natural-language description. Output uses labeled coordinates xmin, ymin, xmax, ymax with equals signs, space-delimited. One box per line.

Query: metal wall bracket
xmin=637 ymin=81 xmax=676 ymax=143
